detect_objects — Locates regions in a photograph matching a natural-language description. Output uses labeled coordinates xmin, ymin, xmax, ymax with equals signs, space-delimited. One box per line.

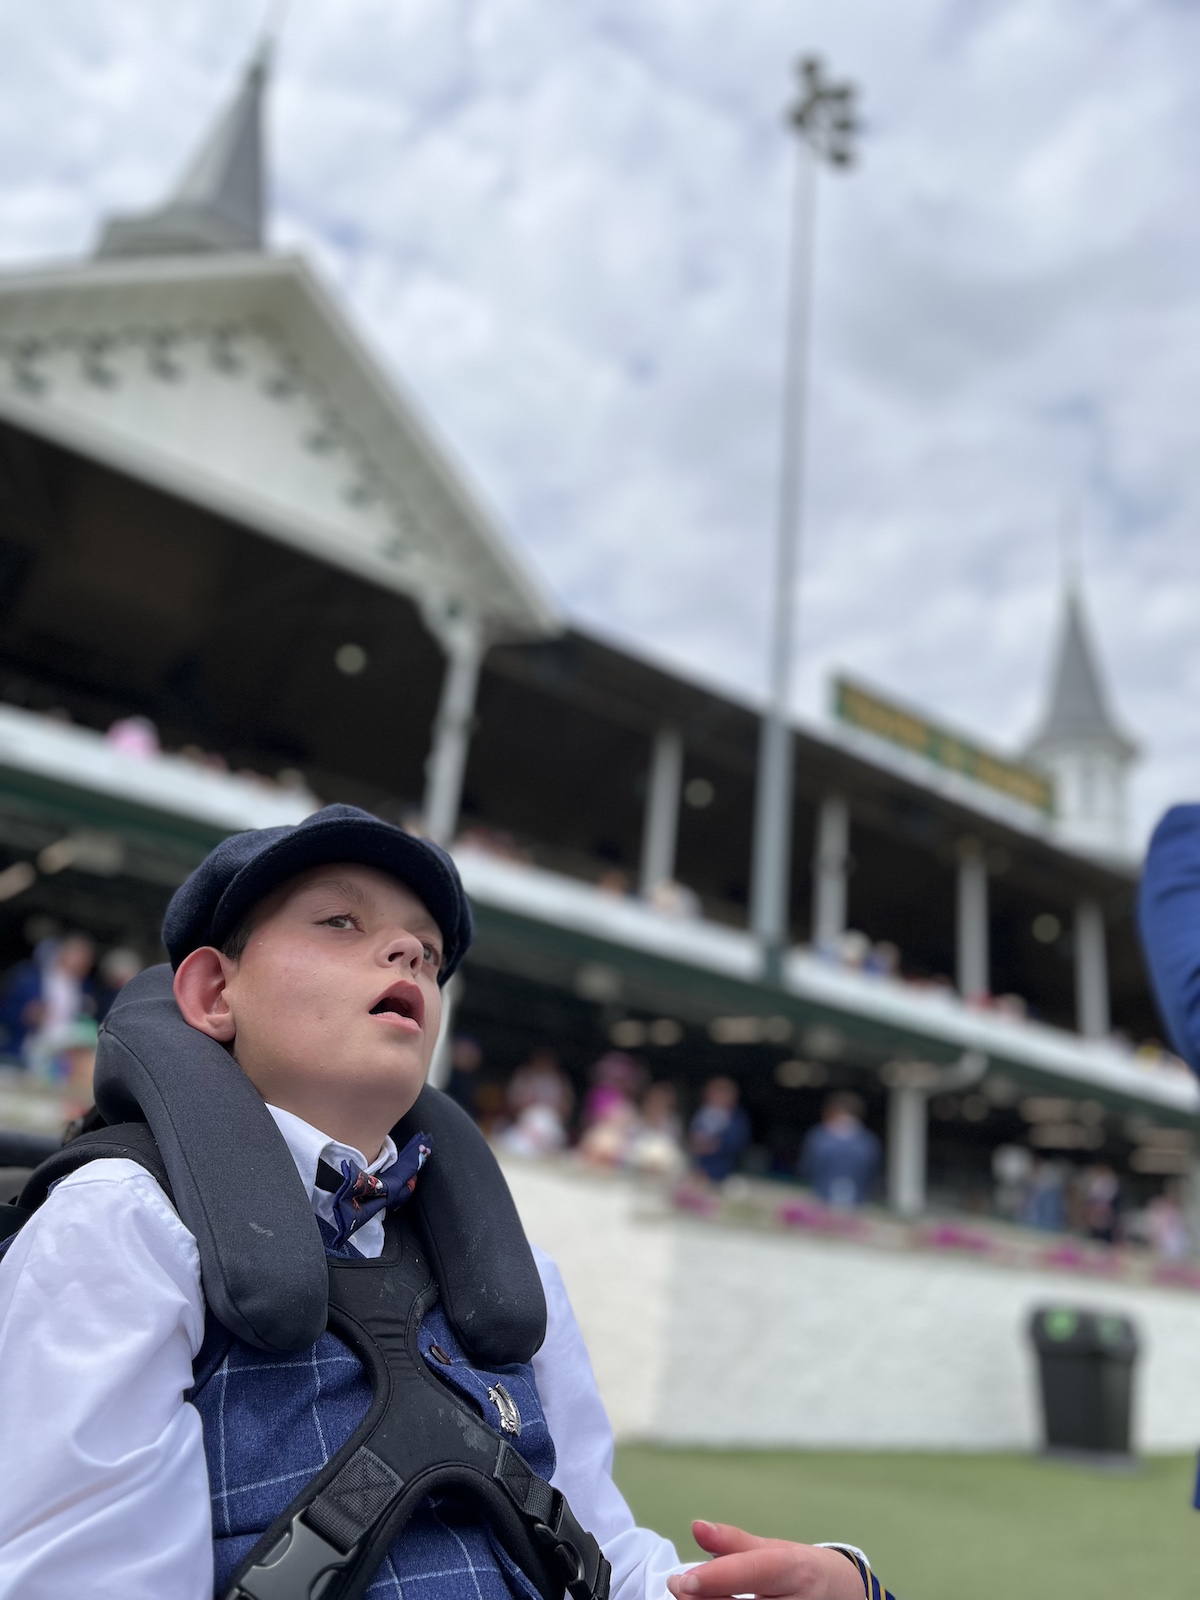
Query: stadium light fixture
xmin=750 ymin=55 xmax=861 ymax=980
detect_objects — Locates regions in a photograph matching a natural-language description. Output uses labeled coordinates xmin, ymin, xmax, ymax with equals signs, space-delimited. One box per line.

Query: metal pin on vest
xmin=488 ymin=1382 xmax=521 ymax=1435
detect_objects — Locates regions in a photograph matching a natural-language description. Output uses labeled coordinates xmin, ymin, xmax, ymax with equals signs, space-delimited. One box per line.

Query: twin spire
xmin=1026 ymin=583 xmax=1136 ymax=762
xmin=87 ymin=42 xmax=1142 ymax=845
xmin=96 ymin=44 xmax=269 ymax=258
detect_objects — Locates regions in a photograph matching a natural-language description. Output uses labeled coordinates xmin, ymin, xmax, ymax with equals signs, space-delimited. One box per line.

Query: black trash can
xmin=1030 ymin=1306 xmax=1139 ymax=1457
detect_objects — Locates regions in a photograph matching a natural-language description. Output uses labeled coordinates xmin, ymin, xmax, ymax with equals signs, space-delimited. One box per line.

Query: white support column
xmin=811 ymin=794 xmax=849 ymax=950
xmin=1184 ymin=1158 xmax=1200 ymax=1263
xmin=426 ymin=975 xmax=459 ymax=1089
xmin=1074 ymin=897 xmax=1111 ymax=1040
xmin=887 ymin=1085 xmax=927 ymax=1218
xmin=956 ymin=841 xmax=989 ymax=1000
xmin=639 ymin=727 xmax=684 ymax=897
xmin=423 ymin=620 xmax=484 ymax=846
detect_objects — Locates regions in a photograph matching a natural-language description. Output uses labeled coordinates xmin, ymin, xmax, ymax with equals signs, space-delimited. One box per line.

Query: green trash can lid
xmin=1030 ymin=1306 xmax=1138 ymax=1355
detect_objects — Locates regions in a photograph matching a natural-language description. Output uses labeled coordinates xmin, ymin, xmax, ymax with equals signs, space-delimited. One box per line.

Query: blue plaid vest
xmin=190 ymin=1226 xmax=556 ymax=1600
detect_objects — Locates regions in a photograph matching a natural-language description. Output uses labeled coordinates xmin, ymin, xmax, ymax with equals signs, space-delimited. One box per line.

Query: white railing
xmin=454 ymin=846 xmax=1200 ymax=1117
xmin=0 ymin=704 xmax=316 ymax=834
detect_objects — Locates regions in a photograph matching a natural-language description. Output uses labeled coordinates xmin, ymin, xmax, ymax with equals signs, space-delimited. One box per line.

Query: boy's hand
xmin=666 ymin=1521 xmax=864 ymax=1600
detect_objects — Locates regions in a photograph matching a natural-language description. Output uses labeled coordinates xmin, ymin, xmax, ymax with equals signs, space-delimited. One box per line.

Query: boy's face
xmin=184 ymin=862 xmax=444 ymax=1151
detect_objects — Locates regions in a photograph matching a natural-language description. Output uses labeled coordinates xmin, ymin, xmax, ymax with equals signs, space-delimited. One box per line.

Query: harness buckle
xmin=229 ymin=1512 xmax=355 ymax=1600
xmin=532 ymin=1492 xmax=609 ymax=1600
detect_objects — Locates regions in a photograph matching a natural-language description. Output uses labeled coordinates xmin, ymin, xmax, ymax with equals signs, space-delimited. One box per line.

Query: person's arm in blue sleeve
xmin=1138 ymin=804 xmax=1200 ymax=1077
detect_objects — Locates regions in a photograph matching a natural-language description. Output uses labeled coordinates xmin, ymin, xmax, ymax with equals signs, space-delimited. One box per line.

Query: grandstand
xmin=0 ymin=45 xmax=1195 ymax=1244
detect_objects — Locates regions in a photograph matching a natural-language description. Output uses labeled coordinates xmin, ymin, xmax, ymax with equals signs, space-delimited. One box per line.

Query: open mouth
xmin=368 ymin=980 xmax=424 ymax=1033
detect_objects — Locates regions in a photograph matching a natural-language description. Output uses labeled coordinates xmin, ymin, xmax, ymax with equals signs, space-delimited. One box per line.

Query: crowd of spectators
xmin=445 ymin=1039 xmax=767 ymax=1184
xmin=991 ymin=1144 xmax=1192 ymax=1257
xmin=447 ymin=1039 xmax=889 ymax=1204
xmin=0 ymin=933 xmax=145 ymax=1111
xmin=445 ymin=1035 xmax=1192 ymax=1261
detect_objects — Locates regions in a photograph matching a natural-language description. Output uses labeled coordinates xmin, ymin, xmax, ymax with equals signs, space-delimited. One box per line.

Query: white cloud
xmin=3 ymin=0 xmax=1200 ymax=842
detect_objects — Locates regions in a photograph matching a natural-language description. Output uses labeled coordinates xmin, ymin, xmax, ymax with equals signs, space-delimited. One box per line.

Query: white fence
xmin=502 ymin=1156 xmax=1200 ymax=1453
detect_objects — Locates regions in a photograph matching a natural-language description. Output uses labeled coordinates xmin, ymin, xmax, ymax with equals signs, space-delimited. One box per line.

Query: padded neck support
xmin=94 ymin=965 xmax=546 ymax=1362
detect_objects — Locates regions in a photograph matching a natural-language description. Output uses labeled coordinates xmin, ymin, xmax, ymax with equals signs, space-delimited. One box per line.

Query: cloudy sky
xmin=4 ymin=0 xmax=1200 ymax=844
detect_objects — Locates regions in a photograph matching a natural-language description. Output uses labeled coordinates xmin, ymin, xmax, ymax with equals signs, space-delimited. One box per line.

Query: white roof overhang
xmin=0 ymin=252 xmax=559 ymax=648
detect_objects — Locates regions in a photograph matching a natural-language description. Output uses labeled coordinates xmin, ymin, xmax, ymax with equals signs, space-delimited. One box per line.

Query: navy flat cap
xmin=163 ymin=804 xmax=473 ymax=983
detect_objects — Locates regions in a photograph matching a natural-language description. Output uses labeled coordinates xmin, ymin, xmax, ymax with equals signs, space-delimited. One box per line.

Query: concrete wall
xmin=502 ymin=1157 xmax=1200 ymax=1453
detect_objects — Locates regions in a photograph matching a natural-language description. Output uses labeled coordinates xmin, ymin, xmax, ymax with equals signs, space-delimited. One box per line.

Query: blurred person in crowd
xmin=596 ymin=867 xmax=631 ymax=897
xmin=797 ymin=1092 xmax=881 ymax=1208
xmin=507 ymin=1045 xmax=574 ymax=1124
xmin=1082 ymin=1163 xmax=1121 ymax=1244
xmin=496 ymin=1100 xmax=569 ymax=1159
xmin=831 ymin=930 xmax=871 ymax=968
xmin=862 ymin=941 xmax=899 ymax=978
xmin=444 ymin=1032 xmax=484 ymax=1119
xmin=581 ymin=1050 xmax=645 ymax=1129
xmin=578 ymin=1098 xmax=639 ymax=1168
xmin=28 ymin=1017 xmax=100 ymax=1120
xmin=1146 ymin=1184 xmax=1191 ymax=1261
xmin=688 ymin=1075 xmax=751 ymax=1184
xmin=105 ymin=714 xmax=160 ymax=758
xmin=992 ymin=1143 xmax=1033 ymax=1222
xmin=578 ymin=1051 xmax=644 ymax=1167
xmin=95 ymin=947 xmax=143 ymax=1022
xmin=646 ymin=878 xmax=701 ymax=919
xmin=500 ymin=1046 xmax=574 ymax=1157
xmin=627 ymin=1081 xmax=685 ymax=1178
xmin=1023 ymin=1158 xmax=1068 ymax=1232
xmin=0 ymin=932 xmax=97 ymax=1065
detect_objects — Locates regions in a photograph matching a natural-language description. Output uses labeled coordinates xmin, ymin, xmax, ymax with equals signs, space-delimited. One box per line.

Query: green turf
xmin=613 ymin=1446 xmax=1199 ymax=1599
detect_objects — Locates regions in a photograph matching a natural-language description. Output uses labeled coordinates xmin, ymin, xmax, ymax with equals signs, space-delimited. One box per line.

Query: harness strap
xmin=224 ymin=1213 xmax=610 ymax=1600
xmin=304 ymin=1448 xmax=403 ymax=1555
xmin=495 ymin=1443 xmax=610 ymax=1600
xmin=230 ymin=1445 xmax=609 ymax=1600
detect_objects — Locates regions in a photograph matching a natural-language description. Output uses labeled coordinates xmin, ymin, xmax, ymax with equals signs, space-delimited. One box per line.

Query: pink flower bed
xmin=775 ymin=1199 xmax=868 ymax=1238
xmin=672 ymin=1185 xmax=720 ymax=1219
xmin=1040 ymin=1242 xmax=1122 ymax=1276
xmin=920 ymin=1223 xmax=996 ymax=1255
xmin=1151 ymin=1261 xmax=1200 ymax=1291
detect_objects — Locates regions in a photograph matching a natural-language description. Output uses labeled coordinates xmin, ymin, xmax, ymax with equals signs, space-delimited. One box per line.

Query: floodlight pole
xmin=749 ymin=57 xmax=859 ymax=984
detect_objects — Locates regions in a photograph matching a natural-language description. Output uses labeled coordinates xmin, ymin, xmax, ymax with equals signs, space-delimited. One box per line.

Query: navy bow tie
xmin=315 ymin=1130 xmax=432 ymax=1249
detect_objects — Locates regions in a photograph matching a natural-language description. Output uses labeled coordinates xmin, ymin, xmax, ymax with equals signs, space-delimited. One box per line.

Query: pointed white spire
xmin=1025 ymin=578 xmax=1138 ymax=855
xmin=1027 ymin=585 xmax=1136 ymax=760
xmin=96 ymin=45 xmax=269 ymax=258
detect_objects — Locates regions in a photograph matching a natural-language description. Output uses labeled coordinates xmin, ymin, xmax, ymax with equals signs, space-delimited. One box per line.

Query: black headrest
xmin=94 ymin=965 xmax=546 ymax=1363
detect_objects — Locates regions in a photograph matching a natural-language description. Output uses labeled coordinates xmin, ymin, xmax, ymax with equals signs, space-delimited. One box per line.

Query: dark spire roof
xmin=95 ymin=46 xmax=268 ymax=259
xmin=1026 ymin=586 xmax=1137 ymax=760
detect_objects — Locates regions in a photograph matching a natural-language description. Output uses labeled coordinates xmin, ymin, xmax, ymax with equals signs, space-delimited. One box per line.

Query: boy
xmin=0 ymin=805 xmax=888 ymax=1600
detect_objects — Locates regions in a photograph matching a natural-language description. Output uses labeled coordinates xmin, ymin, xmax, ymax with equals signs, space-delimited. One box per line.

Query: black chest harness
xmin=2 ymin=966 xmax=610 ymax=1600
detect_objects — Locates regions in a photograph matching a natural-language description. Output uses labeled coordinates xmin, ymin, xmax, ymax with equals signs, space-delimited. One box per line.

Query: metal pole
xmin=887 ymin=1084 xmax=928 ymax=1218
xmin=639 ymin=726 xmax=684 ymax=897
xmin=955 ymin=842 xmax=990 ymax=1000
xmin=423 ymin=622 xmax=483 ymax=846
xmin=812 ymin=792 xmax=850 ymax=950
xmin=1074 ymin=897 xmax=1110 ymax=1039
xmin=750 ymin=137 xmax=818 ymax=977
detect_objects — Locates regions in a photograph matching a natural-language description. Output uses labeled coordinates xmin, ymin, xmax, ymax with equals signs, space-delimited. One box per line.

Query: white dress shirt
xmin=0 ymin=1109 xmax=686 ymax=1600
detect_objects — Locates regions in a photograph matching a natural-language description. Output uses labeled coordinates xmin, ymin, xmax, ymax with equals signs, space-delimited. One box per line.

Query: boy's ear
xmin=173 ymin=946 xmax=237 ymax=1043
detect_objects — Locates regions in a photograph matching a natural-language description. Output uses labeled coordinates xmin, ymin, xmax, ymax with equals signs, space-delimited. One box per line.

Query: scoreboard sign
xmin=833 ymin=677 xmax=1055 ymax=815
